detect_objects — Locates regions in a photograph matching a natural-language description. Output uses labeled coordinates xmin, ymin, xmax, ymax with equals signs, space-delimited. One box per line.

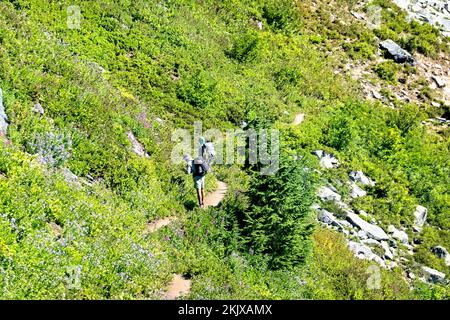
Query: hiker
xmin=185 ymin=154 xmax=210 ymax=208
xmin=198 ymin=136 xmax=215 ymax=166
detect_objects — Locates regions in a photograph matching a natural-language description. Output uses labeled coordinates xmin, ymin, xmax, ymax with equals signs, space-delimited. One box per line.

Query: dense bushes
xmin=0 ymin=0 xmax=448 ymax=299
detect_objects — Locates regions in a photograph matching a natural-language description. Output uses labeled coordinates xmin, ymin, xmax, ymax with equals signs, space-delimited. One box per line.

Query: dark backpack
xmin=193 ymin=157 xmax=209 ymax=176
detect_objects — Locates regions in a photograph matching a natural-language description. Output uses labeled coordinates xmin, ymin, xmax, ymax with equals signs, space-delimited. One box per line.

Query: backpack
xmin=193 ymin=157 xmax=209 ymax=176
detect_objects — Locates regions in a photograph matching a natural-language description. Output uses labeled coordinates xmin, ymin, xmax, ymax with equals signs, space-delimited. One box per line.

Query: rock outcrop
xmin=431 ymin=246 xmax=450 ymax=266
xmin=392 ymin=0 xmax=450 ymax=37
xmin=346 ymin=211 xmax=389 ymax=241
xmin=380 ymin=39 xmax=416 ymax=65
xmin=127 ymin=131 xmax=149 ymax=158
xmin=349 ymin=171 xmax=375 ymax=186
xmin=317 ymin=186 xmax=342 ymax=202
xmin=413 ymin=205 xmax=428 ymax=232
xmin=422 ymin=266 xmax=446 ymax=284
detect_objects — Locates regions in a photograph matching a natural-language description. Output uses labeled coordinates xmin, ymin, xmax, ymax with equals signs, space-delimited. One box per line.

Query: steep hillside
xmin=0 ymin=0 xmax=449 ymax=299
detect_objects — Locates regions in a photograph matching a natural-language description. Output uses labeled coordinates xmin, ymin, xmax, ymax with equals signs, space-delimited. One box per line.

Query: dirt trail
xmin=146 ymin=181 xmax=228 ymax=235
xmin=162 ymin=181 xmax=228 ymax=300
xmin=204 ymin=181 xmax=228 ymax=208
xmin=292 ymin=113 xmax=305 ymax=125
xmin=145 ymin=217 xmax=176 ymax=234
xmin=164 ymin=274 xmax=191 ymax=300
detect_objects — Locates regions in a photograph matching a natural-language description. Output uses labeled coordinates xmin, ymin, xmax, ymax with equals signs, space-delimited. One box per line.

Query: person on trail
xmin=185 ymin=154 xmax=210 ymax=208
xmin=198 ymin=136 xmax=215 ymax=166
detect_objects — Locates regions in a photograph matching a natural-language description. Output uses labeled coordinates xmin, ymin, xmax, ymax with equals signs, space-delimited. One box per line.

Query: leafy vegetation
xmin=0 ymin=0 xmax=448 ymax=299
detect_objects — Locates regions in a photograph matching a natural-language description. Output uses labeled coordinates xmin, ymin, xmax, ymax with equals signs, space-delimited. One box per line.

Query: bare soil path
xmin=161 ymin=181 xmax=228 ymax=300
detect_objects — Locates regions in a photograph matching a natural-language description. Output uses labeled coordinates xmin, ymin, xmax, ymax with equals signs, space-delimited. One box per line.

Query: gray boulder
xmin=413 ymin=205 xmax=428 ymax=232
xmin=432 ymin=75 xmax=446 ymax=88
xmin=381 ymin=241 xmax=395 ymax=260
xmin=346 ymin=211 xmax=389 ymax=241
xmin=317 ymin=186 xmax=341 ymax=202
xmin=317 ymin=209 xmax=343 ymax=228
xmin=358 ymin=230 xmax=368 ymax=240
xmin=0 ymin=88 xmax=8 ymax=136
xmin=422 ymin=266 xmax=446 ymax=284
xmin=349 ymin=171 xmax=375 ymax=186
xmin=431 ymin=246 xmax=450 ymax=266
xmin=127 ymin=131 xmax=149 ymax=158
xmin=350 ymin=183 xmax=367 ymax=198
xmin=380 ymin=39 xmax=416 ymax=65
xmin=348 ymin=241 xmax=386 ymax=267
xmin=387 ymin=225 xmax=409 ymax=244
xmin=32 ymin=103 xmax=45 ymax=115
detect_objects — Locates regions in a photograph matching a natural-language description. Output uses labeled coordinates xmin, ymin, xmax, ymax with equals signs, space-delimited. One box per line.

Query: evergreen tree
xmin=244 ymin=154 xmax=317 ymax=269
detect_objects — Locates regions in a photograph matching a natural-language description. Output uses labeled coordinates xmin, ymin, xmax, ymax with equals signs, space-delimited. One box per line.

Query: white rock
xmin=387 ymin=225 xmax=409 ymax=244
xmin=317 ymin=186 xmax=341 ymax=202
xmin=432 ymin=75 xmax=446 ymax=88
xmin=413 ymin=205 xmax=428 ymax=231
xmin=350 ymin=183 xmax=367 ymax=198
xmin=381 ymin=241 xmax=395 ymax=260
xmin=346 ymin=212 xmax=389 ymax=241
xmin=422 ymin=266 xmax=446 ymax=284
xmin=431 ymin=246 xmax=450 ymax=266
xmin=32 ymin=103 xmax=45 ymax=115
xmin=127 ymin=131 xmax=150 ymax=158
xmin=317 ymin=209 xmax=343 ymax=228
xmin=358 ymin=230 xmax=368 ymax=240
xmin=349 ymin=171 xmax=375 ymax=186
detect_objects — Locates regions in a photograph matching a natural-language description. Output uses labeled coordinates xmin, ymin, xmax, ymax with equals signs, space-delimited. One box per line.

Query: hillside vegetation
xmin=0 ymin=0 xmax=449 ymax=299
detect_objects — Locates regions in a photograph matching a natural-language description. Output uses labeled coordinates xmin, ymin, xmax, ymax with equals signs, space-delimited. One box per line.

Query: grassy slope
xmin=0 ymin=0 xmax=448 ymax=299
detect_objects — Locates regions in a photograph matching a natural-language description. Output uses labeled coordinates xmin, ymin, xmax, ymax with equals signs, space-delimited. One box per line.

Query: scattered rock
xmin=358 ymin=230 xmax=368 ymax=240
xmin=431 ymin=246 xmax=450 ymax=266
xmin=392 ymin=0 xmax=450 ymax=37
xmin=372 ymin=90 xmax=382 ymax=100
xmin=337 ymin=219 xmax=353 ymax=230
xmin=256 ymin=20 xmax=263 ymax=30
xmin=317 ymin=209 xmax=343 ymax=228
xmin=432 ymin=75 xmax=446 ymax=88
xmin=350 ymin=183 xmax=367 ymax=198
xmin=349 ymin=171 xmax=375 ymax=186
xmin=32 ymin=103 xmax=45 ymax=115
xmin=387 ymin=225 xmax=409 ymax=244
xmin=0 ymin=88 xmax=8 ymax=136
xmin=317 ymin=186 xmax=342 ymax=202
xmin=380 ymin=39 xmax=416 ymax=65
xmin=346 ymin=211 xmax=389 ymax=241
xmin=421 ymin=266 xmax=446 ymax=284
xmin=127 ymin=131 xmax=149 ymax=158
xmin=381 ymin=241 xmax=395 ymax=260
xmin=413 ymin=205 xmax=428 ymax=232
xmin=347 ymin=241 xmax=386 ymax=267
xmin=312 ymin=150 xmax=339 ymax=169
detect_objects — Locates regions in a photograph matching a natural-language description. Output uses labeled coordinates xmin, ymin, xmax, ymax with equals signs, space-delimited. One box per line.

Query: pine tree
xmin=244 ymin=154 xmax=317 ymax=269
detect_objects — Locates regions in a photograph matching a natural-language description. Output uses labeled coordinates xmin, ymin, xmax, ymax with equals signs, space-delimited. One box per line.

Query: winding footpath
xmin=146 ymin=180 xmax=228 ymax=300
